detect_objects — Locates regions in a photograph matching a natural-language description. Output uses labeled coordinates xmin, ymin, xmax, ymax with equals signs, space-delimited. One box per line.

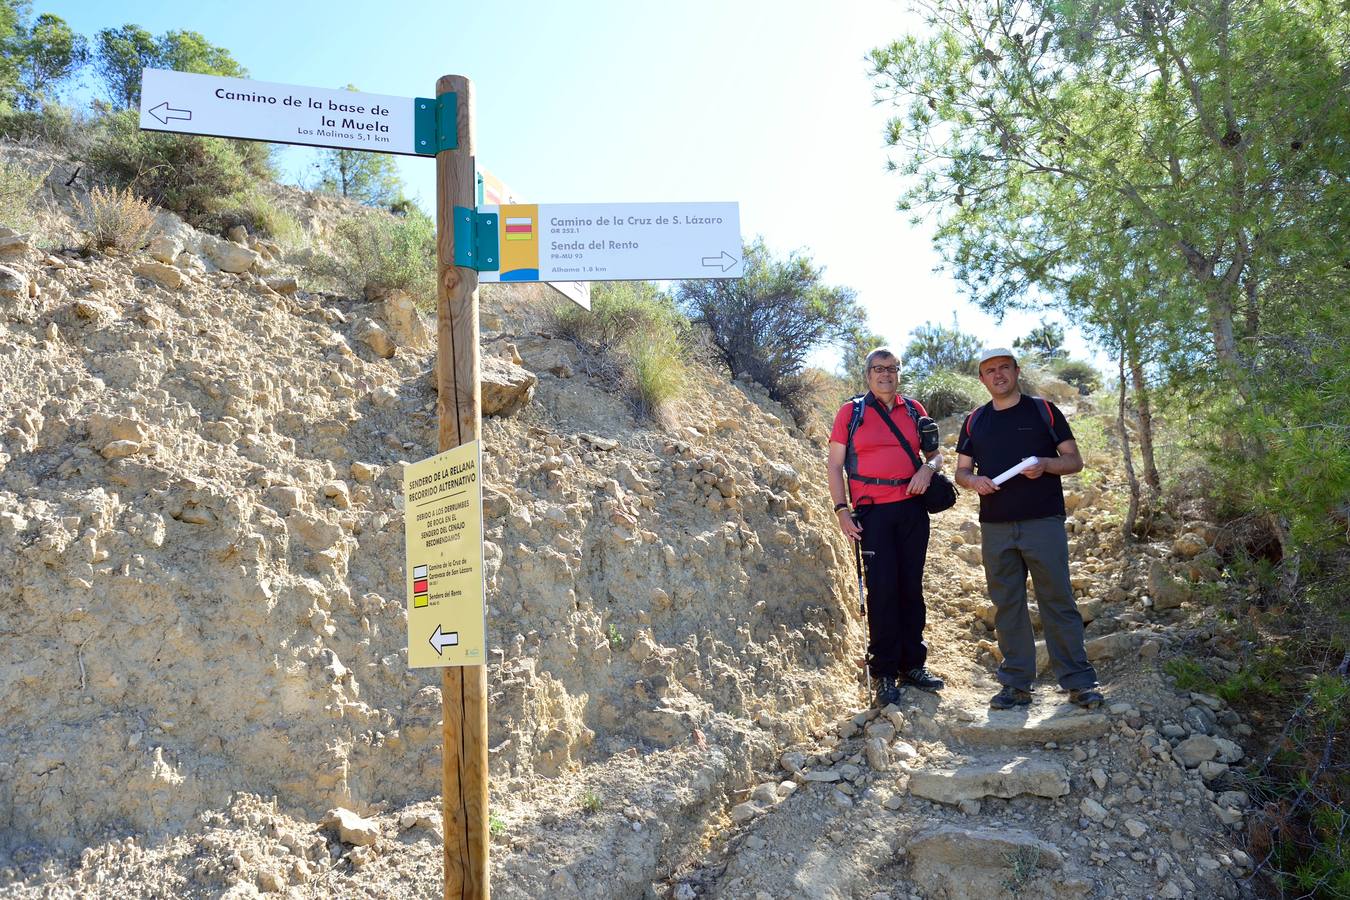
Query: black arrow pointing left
xmin=149 ymin=102 xmax=192 ymax=125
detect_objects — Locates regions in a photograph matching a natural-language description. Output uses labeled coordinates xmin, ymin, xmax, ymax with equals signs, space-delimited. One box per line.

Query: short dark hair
xmin=864 ymin=347 xmax=899 ymax=379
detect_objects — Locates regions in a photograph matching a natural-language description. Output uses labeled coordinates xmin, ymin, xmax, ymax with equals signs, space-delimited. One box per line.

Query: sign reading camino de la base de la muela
xmin=403 ymin=441 xmax=486 ymax=668
xmin=477 ymin=201 xmax=743 ymax=283
xmin=138 ymin=68 xmax=427 ymax=155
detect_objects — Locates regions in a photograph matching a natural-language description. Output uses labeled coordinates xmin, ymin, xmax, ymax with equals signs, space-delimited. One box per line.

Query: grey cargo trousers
xmin=981 ymin=516 xmax=1098 ymax=692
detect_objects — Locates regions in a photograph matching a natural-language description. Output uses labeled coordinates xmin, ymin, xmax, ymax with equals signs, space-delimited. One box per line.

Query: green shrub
xmin=1053 ymin=359 xmax=1102 ymax=395
xmin=1162 ymin=656 xmax=1213 ymax=692
xmin=909 ymin=370 xmax=985 ymax=418
xmin=549 ymin=281 xmax=691 ymax=421
xmin=79 ymin=184 xmax=154 ymax=252
xmin=0 ymin=103 xmax=81 ymax=148
xmin=203 ymin=190 xmax=302 ymax=246
xmin=0 ymin=158 xmax=46 ymax=230
xmin=330 ymin=209 xmax=436 ymax=304
xmin=86 ymin=109 xmax=272 ymax=225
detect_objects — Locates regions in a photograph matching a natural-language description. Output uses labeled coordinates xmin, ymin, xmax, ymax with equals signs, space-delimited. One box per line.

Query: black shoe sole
xmin=901 ymin=680 xmax=945 ymax=696
xmin=1070 ymin=696 xmax=1104 ymax=709
xmin=990 ymin=693 xmax=1033 ymax=709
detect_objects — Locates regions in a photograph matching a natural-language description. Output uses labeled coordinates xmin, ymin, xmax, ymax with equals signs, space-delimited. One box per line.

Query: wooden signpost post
xmin=139 ymin=66 xmax=744 ymax=900
xmin=430 ymin=74 xmax=489 ymax=900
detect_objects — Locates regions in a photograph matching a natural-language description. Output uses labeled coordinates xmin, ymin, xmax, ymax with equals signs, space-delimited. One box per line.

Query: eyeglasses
xmin=869 ymin=365 xmax=900 ymax=374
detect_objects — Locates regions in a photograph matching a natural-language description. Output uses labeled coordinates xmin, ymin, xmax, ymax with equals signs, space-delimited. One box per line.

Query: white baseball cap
xmin=977 ymin=347 xmax=1018 ymax=368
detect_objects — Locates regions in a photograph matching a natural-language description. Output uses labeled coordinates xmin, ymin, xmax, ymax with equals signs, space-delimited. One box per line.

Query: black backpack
xmin=844 ymin=392 xmax=926 ymax=487
xmin=963 ymin=396 xmax=1060 ymax=447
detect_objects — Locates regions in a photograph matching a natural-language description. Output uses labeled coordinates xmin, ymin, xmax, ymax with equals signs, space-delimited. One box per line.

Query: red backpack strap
xmin=965 ymin=402 xmax=991 ymax=437
xmin=1029 ymin=396 xmax=1058 ymax=444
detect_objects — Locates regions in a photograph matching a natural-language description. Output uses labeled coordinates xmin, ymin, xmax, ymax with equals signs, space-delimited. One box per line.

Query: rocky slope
xmin=0 ymin=145 xmax=1258 ymax=899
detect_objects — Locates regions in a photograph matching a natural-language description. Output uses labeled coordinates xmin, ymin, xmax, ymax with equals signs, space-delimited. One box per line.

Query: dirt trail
xmin=656 ymin=457 xmax=1260 ymax=900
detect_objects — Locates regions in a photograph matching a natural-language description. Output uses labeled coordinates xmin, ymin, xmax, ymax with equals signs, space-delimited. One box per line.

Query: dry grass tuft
xmin=80 ymin=185 xmax=155 ymax=253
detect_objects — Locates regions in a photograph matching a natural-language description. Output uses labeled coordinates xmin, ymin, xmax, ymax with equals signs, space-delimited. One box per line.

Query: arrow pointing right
xmin=700 ymin=250 xmax=740 ymax=272
xmin=149 ymin=101 xmax=193 ymax=125
xmin=429 ymin=624 xmax=460 ymax=656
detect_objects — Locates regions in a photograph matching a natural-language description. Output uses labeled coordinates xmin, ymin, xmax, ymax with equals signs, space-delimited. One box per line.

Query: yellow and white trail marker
xmin=403 ymin=440 xmax=486 ymax=668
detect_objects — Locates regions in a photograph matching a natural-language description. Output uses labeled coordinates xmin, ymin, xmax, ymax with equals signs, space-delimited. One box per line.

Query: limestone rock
xmin=910 ymin=756 xmax=1069 ymax=805
xmin=322 ymin=808 xmax=379 ymax=846
xmin=481 ymin=355 xmax=537 ymax=418
xmin=801 ymin=768 xmax=841 ymax=783
xmin=133 ymin=260 xmax=184 ymax=290
xmin=864 ymin=737 xmax=890 ymax=772
xmin=0 ymin=264 xmax=28 ymax=301
xmin=908 ymin=825 xmax=1067 ymax=900
xmin=515 ymin=337 xmax=576 ymax=377
xmin=1172 ymin=532 xmax=1208 ymax=559
xmin=354 ymin=318 xmax=395 ymax=358
xmin=779 ymin=750 xmax=807 ymax=774
xmin=1148 ymin=559 xmax=1189 ymax=610
xmin=0 ymin=226 xmax=31 ymax=259
xmin=1213 ymin=737 xmax=1244 ymax=763
xmin=946 ymin=705 xmax=1110 ymax=746
xmin=204 ymin=236 xmax=262 ymax=273
xmin=265 ymin=275 xmax=299 ymax=294
xmin=1080 ymin=797 xmax=1108 ymax=822
xmin=89 ymin=413 xmax=148 ymax=447
xmin=1086 ymin=631 xmax=1142 ymax=661
xmin=146 ymin=235 xmax=182 ymax=264
xmin=729 ymin=801 xmax=761 ymax=824
xmin=380 ymin=289 xmax=429 ymax=347
xmin=1174 ymin=734 xmax=1219 ymax=768
xmin=100 ymin=440 xmax=141 ymax=459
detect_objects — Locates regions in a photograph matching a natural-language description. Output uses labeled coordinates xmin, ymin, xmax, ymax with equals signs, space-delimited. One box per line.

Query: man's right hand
xmin=969 ymin=476 xmax=1000 ymax=495
xmin=837 ymin=508 xmax=862 ymax=541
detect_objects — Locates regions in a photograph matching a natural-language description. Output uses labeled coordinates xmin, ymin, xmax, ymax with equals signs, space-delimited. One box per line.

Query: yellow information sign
xmin=403 ymin=440 xmax=486 ymax=668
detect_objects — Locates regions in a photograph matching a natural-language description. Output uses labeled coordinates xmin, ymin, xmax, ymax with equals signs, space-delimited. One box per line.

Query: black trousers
xmin=858 ymin=499 xmax=930 ymax=677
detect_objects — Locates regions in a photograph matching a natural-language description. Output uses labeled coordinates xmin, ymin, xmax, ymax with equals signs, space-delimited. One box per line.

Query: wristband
xmin=833 ymin=502 xmax=850 ymax=513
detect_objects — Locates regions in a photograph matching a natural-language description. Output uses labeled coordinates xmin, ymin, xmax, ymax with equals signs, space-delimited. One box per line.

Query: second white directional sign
xmin=478 ymin=202 xmax=743 ymax=283
xmin=139 ymin=68 xmax=429 ymax=156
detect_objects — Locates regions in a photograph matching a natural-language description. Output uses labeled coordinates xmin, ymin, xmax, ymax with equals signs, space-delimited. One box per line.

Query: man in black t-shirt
xmin=955 ymin=348 xmax=1104 ymax=710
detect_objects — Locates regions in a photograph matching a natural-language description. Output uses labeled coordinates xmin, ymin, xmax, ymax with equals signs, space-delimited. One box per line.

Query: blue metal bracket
xmin=413 ymin=92 xmax=458 ymax=155
xmin=452 ymin=207 xmax=499 ymax=272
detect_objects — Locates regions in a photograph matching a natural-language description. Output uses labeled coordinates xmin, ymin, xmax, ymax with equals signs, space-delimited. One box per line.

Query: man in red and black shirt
xmin=827 ymin=348 xmax=945 ymax=707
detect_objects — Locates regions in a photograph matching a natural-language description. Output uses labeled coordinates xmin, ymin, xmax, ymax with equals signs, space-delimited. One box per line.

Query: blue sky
xmin=48 ymin=0 xmax=1096 ymax=373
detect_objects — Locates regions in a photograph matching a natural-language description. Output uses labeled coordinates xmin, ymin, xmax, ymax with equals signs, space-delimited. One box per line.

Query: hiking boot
xmin=874 ymin=675 xmax=902 ymax=708
xmin=990 ymin=685 xmax=1033 ymax=709
xmin=1069 ymin=685 xmax=1105 ymax=709
xmin=902 ymin=667 xmax=945 ymax=692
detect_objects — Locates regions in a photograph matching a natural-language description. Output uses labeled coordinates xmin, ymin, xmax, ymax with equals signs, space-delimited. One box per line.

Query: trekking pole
xmin=850 ymin=515 xmax=875 ymax=699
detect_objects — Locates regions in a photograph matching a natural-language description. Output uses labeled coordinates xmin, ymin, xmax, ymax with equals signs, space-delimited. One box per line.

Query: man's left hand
xmin=1023 ymin=457 xmax=1047 ymax=479
xmin=908 ymin=466 xmax=933 ymax=495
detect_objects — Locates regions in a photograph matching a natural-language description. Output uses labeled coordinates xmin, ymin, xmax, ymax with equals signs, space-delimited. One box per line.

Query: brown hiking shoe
xmin=1069 ymin=686 xmax=1105 ymax=709
xmin=990 ymin=685 xmax=1033 ymax=709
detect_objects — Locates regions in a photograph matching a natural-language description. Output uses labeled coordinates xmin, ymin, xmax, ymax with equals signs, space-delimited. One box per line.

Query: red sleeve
xmin=911 ymin=398 xmax=928 ymax=418
xmin=829 ymin=404 xmax=853 ymax=445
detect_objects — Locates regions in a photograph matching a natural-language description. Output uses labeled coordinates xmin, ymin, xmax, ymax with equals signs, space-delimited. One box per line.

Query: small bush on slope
xmin=79 ymin=184 xmax=153 ymax=252
xmin=550 ymin=281 xmax=692 ymax=421
xmin=0 ymin=157 xmax=45 ymax=229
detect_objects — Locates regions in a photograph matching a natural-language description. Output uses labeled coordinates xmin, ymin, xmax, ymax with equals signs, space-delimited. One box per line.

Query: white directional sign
xmin=139 ymin=68 xmax=426 ymax=155
xmin=478 ymin=202 xmax=743 ymax=283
